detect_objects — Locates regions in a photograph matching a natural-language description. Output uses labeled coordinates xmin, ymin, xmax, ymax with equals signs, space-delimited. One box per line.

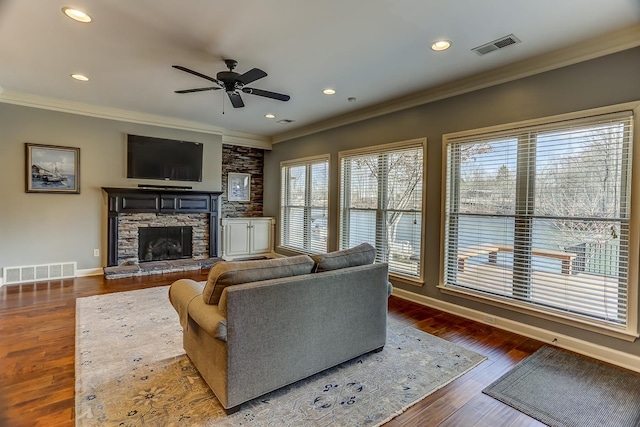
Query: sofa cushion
xmin=311 ymin=243 xmax=376 ymax=272
xmin=202 ymin=255 xmax=315 ymax=305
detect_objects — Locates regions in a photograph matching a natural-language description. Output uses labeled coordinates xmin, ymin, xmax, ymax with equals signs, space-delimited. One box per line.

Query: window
xmin=280 ymin=155 xmax=329 ymax=253
xmin=442 ymin=106 xmax=637 ymax=338
xmin=339 ymin=139 xmax=425 ymax=279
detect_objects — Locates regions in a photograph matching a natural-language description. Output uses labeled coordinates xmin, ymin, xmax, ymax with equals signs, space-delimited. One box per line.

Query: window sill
xmin=390 ymin=273 xmax=424 ymax=287
xmin=438 ymin=284 xmax=638 ymax=342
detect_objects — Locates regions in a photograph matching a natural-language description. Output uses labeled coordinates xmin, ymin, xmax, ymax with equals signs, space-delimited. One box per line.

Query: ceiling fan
xmin=172 ymin=59 xmax=290 ymax=108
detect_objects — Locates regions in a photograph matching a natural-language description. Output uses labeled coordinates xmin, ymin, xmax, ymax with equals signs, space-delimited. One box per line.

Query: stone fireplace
xmin=102 ymin=187 xmax=222 ymax=278
xmin=117 ymin=213 xmax=206 ymax=265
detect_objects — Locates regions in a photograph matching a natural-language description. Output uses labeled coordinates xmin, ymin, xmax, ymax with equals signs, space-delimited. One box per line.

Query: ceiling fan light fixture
xmin=431 ymin=40 xmax=451 ymax=51
xmin=323 ymin=88 xmax=336 ymax=95
xmin=70 ymin=74 xmax=89 ymax=81
xmin=62 ymin=7 xmax=92 ymax=23
xmin=265 ymin=114 xmax=276 ymax=119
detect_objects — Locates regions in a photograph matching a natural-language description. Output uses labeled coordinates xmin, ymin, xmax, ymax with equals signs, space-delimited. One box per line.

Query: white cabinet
xmin=221 ymin=217 xmax=275 ymax=260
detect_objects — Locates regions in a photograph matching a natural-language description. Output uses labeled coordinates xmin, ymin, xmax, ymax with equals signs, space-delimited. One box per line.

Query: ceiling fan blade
xmin=174 ymin=87 xmax=221 ymax=94
xmin=172 ymin=65 xmax=221 ymax=85
xmin=238 ymin=68 xmax=267 ymax=85
xmin=242 ymin=87 xmax=290 ymax=102
xmin=228 ymin=92 xmax=245 ymax=108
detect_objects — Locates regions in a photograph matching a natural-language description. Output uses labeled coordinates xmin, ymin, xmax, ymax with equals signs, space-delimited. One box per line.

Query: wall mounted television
xmin=126 ymin=134 xmax=203 ymax=182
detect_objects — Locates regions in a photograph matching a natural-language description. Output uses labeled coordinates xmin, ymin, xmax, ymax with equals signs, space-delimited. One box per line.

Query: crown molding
xmin=222 ymin=130 xmax=272 ymax=150
xmin=0 ymin=89 xmax=231 ymax=136
xmin=0 ymin=90 xmax=271 ymax=148
xmin=2 ymin=24 xmax=637 ymax=148
xmin=273 ymin=24 xmax=640 ymax=144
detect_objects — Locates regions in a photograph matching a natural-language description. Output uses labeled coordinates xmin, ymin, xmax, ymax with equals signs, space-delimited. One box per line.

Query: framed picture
xmin=26 ymin=143 xmax=80 ymax=194
xmin=227 ymin=172 xmax=250 ymax=202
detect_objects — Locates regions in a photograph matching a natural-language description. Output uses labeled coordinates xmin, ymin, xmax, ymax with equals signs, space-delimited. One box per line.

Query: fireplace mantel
xmin=102 ymin=187 xmax=223 ymax=267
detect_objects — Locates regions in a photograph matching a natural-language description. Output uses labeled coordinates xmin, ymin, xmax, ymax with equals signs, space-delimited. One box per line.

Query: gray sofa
xmin=168 ymin=243 xmax=390 ymax=412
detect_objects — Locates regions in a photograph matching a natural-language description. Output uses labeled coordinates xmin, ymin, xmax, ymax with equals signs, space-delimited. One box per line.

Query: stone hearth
xmin=103 ymin=257 xmax=221 ymax=279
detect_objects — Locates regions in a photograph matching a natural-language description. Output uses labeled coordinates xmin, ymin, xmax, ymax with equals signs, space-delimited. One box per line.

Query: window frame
xmin=439 ymin=101 xmax=640 ymax=341
xmin=279 ymin=154 xmax=330 ymax=254
xmin=339 ymin=138 xmax=426 ymax=283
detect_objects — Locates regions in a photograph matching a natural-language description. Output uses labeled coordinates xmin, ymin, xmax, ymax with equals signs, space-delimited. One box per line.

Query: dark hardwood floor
xmin=0 ymin=271 xmax=546 ymax=427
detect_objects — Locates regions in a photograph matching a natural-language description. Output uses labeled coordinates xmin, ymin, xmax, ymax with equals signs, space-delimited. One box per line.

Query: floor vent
xmin=472 ymin=34 xmax=520 ymax=56
xmin=3 ymin=262 xmax=77 ymax=285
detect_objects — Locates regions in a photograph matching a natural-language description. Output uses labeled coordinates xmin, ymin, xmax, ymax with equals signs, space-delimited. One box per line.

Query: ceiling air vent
xmin=277 ymin=119 xmax=295 ymax=124
xmin=472 ymin=34 xmax=520 ymax=56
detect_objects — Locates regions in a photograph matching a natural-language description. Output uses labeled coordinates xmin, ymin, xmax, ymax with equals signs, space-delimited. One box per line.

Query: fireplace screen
xmin=138 ymin=226 xmax=193 ymax=262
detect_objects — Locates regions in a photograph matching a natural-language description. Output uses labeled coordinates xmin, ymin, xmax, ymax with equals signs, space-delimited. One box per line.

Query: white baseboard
xmin=392 ymin=288 xmax=640 ymax=374
xmin=76 ymin=268 xmax=104 ymax=277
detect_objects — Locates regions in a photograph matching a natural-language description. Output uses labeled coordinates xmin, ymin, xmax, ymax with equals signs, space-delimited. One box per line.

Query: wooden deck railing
xmin=457 ymin=244 xmax=577 ymax=274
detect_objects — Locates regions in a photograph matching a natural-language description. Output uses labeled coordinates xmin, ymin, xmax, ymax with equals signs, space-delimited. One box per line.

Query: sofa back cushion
xmin=203 ymin=255 xmax=315 ymax=305
xmin=311 ymin=243 xmax=376 ymax=272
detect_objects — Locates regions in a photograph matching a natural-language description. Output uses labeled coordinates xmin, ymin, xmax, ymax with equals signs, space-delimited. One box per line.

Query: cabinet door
xmin=250 ymin=219 xmax=273 ymax=254
xmin=224 ymin=220 xmax=251 ymax=257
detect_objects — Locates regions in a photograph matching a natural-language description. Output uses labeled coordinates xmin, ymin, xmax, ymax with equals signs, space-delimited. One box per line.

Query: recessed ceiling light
xmin=70 ymin=74 xmax=89 ymax=81
xmin=265 ymin=114 xmax=276 ymax=119
xmin=431 ymin=40 xmax=451 ymax=51
xmin=323 ymin=89 xmax=336 ymax=95
xmin=62 ymin=7 xmax=92 ymax=23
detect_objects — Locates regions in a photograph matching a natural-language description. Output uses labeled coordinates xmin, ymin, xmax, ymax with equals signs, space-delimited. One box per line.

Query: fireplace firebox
xmin=138 ymin=226 xmax=192 ymax=262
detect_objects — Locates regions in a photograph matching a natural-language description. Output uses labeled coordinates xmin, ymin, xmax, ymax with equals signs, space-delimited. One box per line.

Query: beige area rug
xmin=75 ymin=286 xmax=486 ymax=426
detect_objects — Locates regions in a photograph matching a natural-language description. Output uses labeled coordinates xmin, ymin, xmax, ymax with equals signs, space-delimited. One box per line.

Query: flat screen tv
xmin=127 ymin=134 xmax=203 ymax=182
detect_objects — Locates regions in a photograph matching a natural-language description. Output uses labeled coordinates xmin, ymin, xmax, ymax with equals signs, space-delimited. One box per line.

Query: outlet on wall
xmin=93 ymin=249 xmax=100 ymax=257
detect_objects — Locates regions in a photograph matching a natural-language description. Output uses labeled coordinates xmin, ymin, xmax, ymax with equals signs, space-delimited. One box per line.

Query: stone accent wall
xmin=222 ymin=144 xmax=264 ymax=218
xmin=117 ymin=213 xmax=209 ymax=265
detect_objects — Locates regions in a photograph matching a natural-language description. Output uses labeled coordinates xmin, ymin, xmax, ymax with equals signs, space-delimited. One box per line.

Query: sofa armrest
xmin=187 ymin=297 xmax=228 ymax=341
xmin=169 ymin=278 xmax=205 ymax=329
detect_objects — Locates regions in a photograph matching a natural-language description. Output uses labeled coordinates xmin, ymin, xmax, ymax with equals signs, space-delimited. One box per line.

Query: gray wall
xmin=0 ymin=104 xmax=222 ymax=273
xmin=264 ymin=47 xmax=640 ymax=356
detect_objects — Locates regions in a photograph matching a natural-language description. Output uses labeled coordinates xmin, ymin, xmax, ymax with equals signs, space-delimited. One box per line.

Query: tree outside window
xmin=340 ymin=140 xmax=424 ymax=278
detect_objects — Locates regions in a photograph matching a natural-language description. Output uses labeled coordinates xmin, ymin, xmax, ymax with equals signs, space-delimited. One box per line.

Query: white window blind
xmin=339 ymin=140 xmax=424 ymax=278
xmin=280 ymin=155 xmax=329 ymax=253
xmin=443 ymin=111 xmax=634 ymax=331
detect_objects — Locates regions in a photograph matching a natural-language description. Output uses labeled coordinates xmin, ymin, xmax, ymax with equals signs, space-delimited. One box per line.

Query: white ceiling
xmin=0 ymin=0 xmax=639 ymax=141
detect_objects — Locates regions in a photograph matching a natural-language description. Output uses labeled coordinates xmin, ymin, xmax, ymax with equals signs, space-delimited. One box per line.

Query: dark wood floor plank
xmin=1 ymin=271 xmax=547 ymax=426
xmin=437 ymin=393 xmax=503 ymax=427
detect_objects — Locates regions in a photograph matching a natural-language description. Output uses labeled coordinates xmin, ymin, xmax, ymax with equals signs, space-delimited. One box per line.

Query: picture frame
xmin=26 ymin=143 xmax=80 ymax=194
xmin=227 ymin=172 xmax=250 ymax=202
